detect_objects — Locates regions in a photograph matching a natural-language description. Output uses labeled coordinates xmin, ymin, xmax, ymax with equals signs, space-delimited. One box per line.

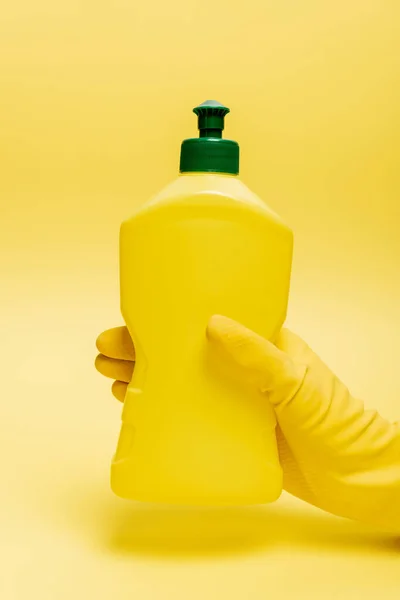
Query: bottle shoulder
xmin=123 ymin=175 xmax=291 ymax=233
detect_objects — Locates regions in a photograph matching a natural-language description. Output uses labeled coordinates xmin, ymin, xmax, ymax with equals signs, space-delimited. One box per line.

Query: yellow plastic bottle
xmin=112 ymin=101 xmax=293 ymax=506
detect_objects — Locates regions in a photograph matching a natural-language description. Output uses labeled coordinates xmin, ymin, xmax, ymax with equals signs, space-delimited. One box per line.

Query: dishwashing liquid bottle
xmin=112 ymin=100 xmax=293 ymax=506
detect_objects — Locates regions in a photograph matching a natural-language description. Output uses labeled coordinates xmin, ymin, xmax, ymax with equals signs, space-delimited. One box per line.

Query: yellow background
xmin=1 ymin=1 xmax=399 ymax=598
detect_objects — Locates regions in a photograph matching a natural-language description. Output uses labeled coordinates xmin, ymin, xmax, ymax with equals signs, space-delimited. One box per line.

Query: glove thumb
xmin=207 ymin=314 xmax=307 ymax=410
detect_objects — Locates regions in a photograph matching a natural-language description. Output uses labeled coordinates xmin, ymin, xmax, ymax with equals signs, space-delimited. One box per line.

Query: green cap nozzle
xmin=179 ymin=100 xmax=239 ymax=175
xmin=193 ymin=100 xmax=230 ymax=139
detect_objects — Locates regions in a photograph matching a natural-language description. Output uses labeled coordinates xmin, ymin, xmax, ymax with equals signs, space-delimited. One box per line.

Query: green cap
xmin=179 ymin=100 xmax=239 ymax=175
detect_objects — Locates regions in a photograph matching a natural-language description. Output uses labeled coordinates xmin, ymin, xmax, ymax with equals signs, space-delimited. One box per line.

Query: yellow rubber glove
xmin=95 ymin=316 xmax=400 ymax=532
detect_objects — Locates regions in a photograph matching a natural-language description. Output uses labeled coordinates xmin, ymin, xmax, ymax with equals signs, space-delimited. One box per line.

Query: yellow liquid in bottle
xmin=112 ymin=173 xmax=293 ymax=506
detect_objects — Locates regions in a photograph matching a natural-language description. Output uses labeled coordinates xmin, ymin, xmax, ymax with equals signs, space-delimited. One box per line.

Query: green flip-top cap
xmin=179 ymin=100 xmax=239 ymax=175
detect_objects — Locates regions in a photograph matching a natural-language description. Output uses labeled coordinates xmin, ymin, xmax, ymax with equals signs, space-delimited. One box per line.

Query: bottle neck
xmin=179 ymin=171 xmax=237 ymax=178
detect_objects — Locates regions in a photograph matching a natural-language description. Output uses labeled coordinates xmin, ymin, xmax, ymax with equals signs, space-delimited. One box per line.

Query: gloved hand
xmin=95 ymin=316 xmax=400 ymax=532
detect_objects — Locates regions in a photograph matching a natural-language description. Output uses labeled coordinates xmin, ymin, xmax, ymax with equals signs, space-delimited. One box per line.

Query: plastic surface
xmin=112 ymin=173 xmax=293 ymax=505
xmin=180 ymin=100 xmax=239 ymax=174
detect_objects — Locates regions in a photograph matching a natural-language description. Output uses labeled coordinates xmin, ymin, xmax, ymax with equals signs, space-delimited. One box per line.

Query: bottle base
xmin=110 ymin=460 xmax=283 ymax=507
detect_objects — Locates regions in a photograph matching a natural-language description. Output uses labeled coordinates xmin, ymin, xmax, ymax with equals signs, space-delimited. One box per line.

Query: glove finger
xmin=95 ymin=353 xmax=134 ymax=383
xmin=96 ymin=326 xmax=135 ymax=361
xmin=112 ymin=380 xmax=128 ymax=402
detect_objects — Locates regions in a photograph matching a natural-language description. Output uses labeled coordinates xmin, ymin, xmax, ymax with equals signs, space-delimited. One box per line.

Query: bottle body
xmin=112 ymin=174 xmax=293 ymax=505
